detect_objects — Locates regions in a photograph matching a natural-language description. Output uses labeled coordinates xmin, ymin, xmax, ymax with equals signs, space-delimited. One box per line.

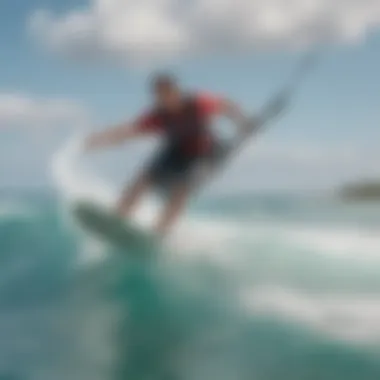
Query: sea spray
xmin=51 ymin=133 xmax=115 ymax=205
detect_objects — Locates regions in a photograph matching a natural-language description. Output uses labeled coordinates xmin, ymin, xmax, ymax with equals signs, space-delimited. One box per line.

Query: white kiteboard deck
xmin=73 ymin=201 xmax=156 ymax=253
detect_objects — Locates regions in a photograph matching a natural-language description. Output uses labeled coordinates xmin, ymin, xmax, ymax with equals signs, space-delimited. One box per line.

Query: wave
xmin=48 ymin=135 xmax=380 ymax=363
xmin=1 ymin=134 xmax=379 ymax=380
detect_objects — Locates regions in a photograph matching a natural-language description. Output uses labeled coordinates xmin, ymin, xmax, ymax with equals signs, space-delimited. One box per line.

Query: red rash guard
xmin=135 ymin=93 xmax=225 ymax=154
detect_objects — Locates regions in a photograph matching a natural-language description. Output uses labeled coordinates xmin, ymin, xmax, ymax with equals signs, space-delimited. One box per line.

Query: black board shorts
xmin=146 ymin=142 xmax=227 ymax=197
xmin=147 ymin=145 xmax=202 ymax=192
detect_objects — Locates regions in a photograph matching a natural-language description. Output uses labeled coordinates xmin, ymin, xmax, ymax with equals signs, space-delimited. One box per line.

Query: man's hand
xmin=220 ymin=99 xmax=250 ymax=127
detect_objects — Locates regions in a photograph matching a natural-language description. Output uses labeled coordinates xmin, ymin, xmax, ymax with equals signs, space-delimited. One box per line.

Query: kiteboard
xmin=72 ymin=201 xmax=156 ymax=253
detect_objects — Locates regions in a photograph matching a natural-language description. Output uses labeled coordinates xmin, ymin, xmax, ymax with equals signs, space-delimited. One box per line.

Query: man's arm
xmin=84 ymin=122 xmax=145 ymax=151
xmin=218 ymin=99 xmax=249 ymax=126
xmin=84 ymin=111 xmax=160 ymax=151
xmin=198 ymin=93 xmax=249 ymax=127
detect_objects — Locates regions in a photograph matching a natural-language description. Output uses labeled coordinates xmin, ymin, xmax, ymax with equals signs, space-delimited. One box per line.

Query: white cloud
xmin=29 ymin=0 xmax=380 ymax=64
xmin=0 ymin=94 xmax=88 ymax=129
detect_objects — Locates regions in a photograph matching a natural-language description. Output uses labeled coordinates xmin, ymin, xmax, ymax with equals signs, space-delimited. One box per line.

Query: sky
xmin=0 ymin=0 xmax=380 ymax=193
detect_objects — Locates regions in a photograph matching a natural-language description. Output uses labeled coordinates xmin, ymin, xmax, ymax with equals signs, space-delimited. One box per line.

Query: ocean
xmin=0 ymin=138 xmax=379 ymax=380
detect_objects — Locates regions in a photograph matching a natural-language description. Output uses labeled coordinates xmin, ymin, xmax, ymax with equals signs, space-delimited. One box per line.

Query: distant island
xmin=339 ymin=181 xmax=380 ymax=201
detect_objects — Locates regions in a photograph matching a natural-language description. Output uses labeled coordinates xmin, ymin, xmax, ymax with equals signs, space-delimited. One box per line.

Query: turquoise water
xmin=0 ymin=190 xmax=379 ymax=380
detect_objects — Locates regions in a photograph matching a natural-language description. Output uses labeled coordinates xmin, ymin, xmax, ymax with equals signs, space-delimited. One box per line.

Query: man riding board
xmin=85 ymin=73 xmax=249 ymax=237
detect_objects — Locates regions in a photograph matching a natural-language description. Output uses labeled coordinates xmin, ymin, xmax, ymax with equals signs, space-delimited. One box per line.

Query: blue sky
xmin=1 ymin=0 xmax=380 ymax=192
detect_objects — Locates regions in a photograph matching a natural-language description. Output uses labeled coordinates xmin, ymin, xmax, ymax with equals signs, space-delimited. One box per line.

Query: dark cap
xmin=150 ymin=72 xmax=178 ymax=91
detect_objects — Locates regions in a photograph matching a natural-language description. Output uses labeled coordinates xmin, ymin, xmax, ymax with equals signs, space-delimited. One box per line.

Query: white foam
xmin=282 ymin=225 xmax=380 ymax=259
xmin=242 ymin=286 xmax=380 ymax=344
xmin=51 ymin=134 xmax=115 ymax=264
xmin=51 ymin=135 xmax=161 ymax=263
xmin=168 ymin=217 xmax=380 ymax=266
xmin=168 ymin=216 xmax=241 ymax=258
xmin=240 ymin=222 xmax=380 ymax=260
xmin=51 ymin=133 xmax=116 ymax=206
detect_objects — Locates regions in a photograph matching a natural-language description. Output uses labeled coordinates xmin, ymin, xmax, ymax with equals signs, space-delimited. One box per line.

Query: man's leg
xmin=155 ymin=183 xmax=191 ymax=237
xmin=117 ymin=173 xmax=151 ymax=217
